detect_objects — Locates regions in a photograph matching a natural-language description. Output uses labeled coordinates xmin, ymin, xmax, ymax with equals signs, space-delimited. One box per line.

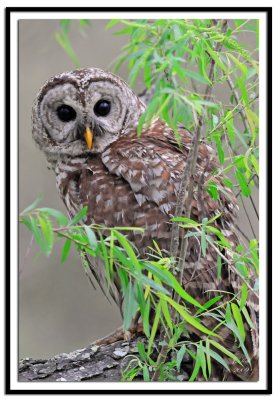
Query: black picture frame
xmin=5 ymin=6 xmax=272 ymax=395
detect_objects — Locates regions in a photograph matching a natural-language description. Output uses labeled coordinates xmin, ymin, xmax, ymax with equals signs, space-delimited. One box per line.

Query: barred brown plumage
xmin=32 ymin=67 xmax=259 ymax=381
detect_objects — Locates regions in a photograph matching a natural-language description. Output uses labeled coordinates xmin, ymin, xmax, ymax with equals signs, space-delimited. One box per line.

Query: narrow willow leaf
xmin=217 ymin=255 xmax=222 ymax=279
xmin=38 ymin=214 xmax=53 ymax=256
xmin=38 ymin=207 xmax=68 ymax=225
xmin=176 ymin=345 xmax=186 ymax=372
xmin=137 ymin=341 xmax=147 ymax=362
xmin=114 ymin=231 xmax=140 ymax=269
xmin=222 ymin=178 xmax=233 ymax=189
xmin=148 ymin=302 xmax=161 ymax=355
xmin=235 ymin=169 xmax=251 ymax=197
xmin=161 ymin=295 xmax=219 ymax=338
xmin=205 ymin=340 xmax=212 ymax=377
xmin=196 ymin=295 xmax=223 ymax=315
xmin=171 ymin=217 xmax=200 ymax=225
xmin=206 ymin=181 xmax=219 ymax=201
xmin=205 ymin=226 xmax=232 ymax=248
xmin=98 ymin=233 xmax=111 ymax=284
xmin=123 ymin=283 xmax=138 ymax=331
xmin=226 ymin=119 xmax=235 ymax=146
xmin=84 ymin=225 xmax=98 ymax=250
xmin=146 ymin=263 xmax=203 ymax=309
xmin=246 ymin=109 xmax=257 ymax=145
xmin=239 ymin=283 xmax=248 ymax=310
xmin=20 ymin=194 xmax=43 ymax=215
xmin=207 ymin=213 xmax=222 ymax=224
xmin=250 ymin=154 xmax=259 ymax=175
xmin=160 ymin=297 xmax=173 ymax=334
xmin=68 ymin=207 xmax=88 ymax=226
xmin=209 ymin=339 xmax=242 ymax=365
xmin=141 ymin=275 xmax=169 ymax=295
xmin=189 ymin=354 xmax=201 ymax=382
xmin=61 ymin=239 xmax=72 ymax=263
xmin=183 ymin=68 xmax=208 ymax=84
xmin=144 ymin=61 xmax=152 ymax=89
xmin=231 ymin=303 xmax=246 ymax=342
xmin=137 ymin=283 xmax=150 ymax=337
xmin=225 ymin=303 xmax=232 ymax=324
xmin=203 ymin=40 xmax=228 ymax=73
xmin=208 ymin=348 xmax=230 ymax=371
xmin=241 ymin=306 xmax=254 ymax=329
xmin=105 ymin=19 xmax=120 ymax=29
xmin=143 ymin=365 xmax=150 ymax=382
xmin=29 ymin=215 xmax=46 ymax=253
xmin=198 ymin=342 xmax=208 ymax=380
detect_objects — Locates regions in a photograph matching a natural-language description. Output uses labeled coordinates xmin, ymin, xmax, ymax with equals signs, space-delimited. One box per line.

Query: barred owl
xmin=32 ymin=68 xmax=258 ymax=381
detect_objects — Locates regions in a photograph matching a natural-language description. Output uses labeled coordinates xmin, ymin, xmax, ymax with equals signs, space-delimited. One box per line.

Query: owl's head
xmin=32 ymin=68 xmax=145 ymax=164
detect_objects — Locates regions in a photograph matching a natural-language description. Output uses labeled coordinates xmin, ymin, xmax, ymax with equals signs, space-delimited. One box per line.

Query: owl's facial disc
xmin=33 ymin=68 xmax=146 ymax=164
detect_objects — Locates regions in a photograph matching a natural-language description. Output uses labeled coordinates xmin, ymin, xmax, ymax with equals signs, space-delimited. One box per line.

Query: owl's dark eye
xmin=94 ymin=100 xmax=111 ymax=117
xmin=56 ymin=105 xmax=77 ymax=122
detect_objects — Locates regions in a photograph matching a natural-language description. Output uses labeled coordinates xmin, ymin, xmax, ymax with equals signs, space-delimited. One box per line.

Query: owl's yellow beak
xmin=84 ymin=127 xmax=93 ymax=150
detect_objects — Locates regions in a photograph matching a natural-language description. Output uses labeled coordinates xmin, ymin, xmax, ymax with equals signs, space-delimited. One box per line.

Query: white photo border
xmin=5 ymin=6 xmax=272 ymax=394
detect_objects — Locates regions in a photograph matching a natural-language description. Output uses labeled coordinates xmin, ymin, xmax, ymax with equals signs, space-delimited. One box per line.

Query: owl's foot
xmin=92 ymin=316 xmax=143 ymax=347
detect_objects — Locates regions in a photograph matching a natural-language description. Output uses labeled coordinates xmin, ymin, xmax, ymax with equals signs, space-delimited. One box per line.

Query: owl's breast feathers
xmin=55 ymin=120 xmax=258 ymax=381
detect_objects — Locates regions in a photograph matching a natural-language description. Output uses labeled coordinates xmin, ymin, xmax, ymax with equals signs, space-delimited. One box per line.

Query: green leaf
xmin=143 ymin=365 xmax=150 ymax=381
xmin=239 ymin=283 xmax=248 ymax=310
xmin=222 ymin=178 xmax=233 ymax=189
xmin=137 ymin=341 xmax=147 ymax=362
xmin=148 ymin=302 xmax=161 ymax=355
xmin=176 ymin=345 xmax=186 ymax=372
xmin=250 ymin=154 xmax=259 ymax=175
xmin=231 ymin=303 xmax=246 ymax=342
xmin=141 ymin=275 xmax=169 ymax=295
xmin=145 ymin=262 xmax=203 ymax=309
xmin=161 ymin=294 xmax=219 ymax=338
xmin=208 ymin=347 xmax=230 ymax=371
xmin=198 ymin=342 xmax=208 ymax=380
xmin=114 ymin=231 xmax=140 ymax=269
xmin=84 ymin=226 xmax=98 ymax=250
xmin=38 ymin=208 xmax=68 ymax=225
xmin=225 ymin=303 xmax=232 ymax=324
xmin=61 ymin=239 xmax=72 ymax=263
xmin=206 ymin=181 xmax=219 ymax=201
xmin=241 ymin=306 xmax=254 ymax=329
xmin=123 ymin=283 xmax=138 ymax=331
xmin=183 ymin=68 xmax=208 ymax=85
xmin=29 ymin=215 xmax=45 ymax=253
xmin=196 ymin=295 xmax=223 ymax=315
xmin=205 ymin=226 xmax=232 ymax=248
xmin=20 ymin=194 xmax=43 ymax=215
xmin=160 ymin=297 xmax=173 ymax=334
xmin=105 ymin=19 xmax=121 ymax=29
xmin=209 ymin=339 xmax=242 ymax=365
xmin=205 ymin=340 xmax=212 ymax=377
xmin=38 ymin=214 xmax=53 ymax=256
xmin=189 ymin=354 xmax=201 ymax=381
xmin=235 ymin=169 xmax=251 ymax=197
xmin=217 ymin=255 xmax=222 ymax=279
xmin=68 ymin=207 xmax=88 ymax=226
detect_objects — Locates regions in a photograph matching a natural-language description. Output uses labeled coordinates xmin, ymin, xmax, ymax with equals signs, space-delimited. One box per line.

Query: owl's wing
xmin=101 ymin=123 xmax=259 ymax=380
xmin=102 ymin=121 xmax=258 ymax=309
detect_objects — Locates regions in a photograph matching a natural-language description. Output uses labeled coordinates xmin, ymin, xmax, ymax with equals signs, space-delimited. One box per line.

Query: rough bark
xmin=19 ymin=334 xmax=193 ymax=382
xmin=19 ymin=336 xmax=143 ymax=382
